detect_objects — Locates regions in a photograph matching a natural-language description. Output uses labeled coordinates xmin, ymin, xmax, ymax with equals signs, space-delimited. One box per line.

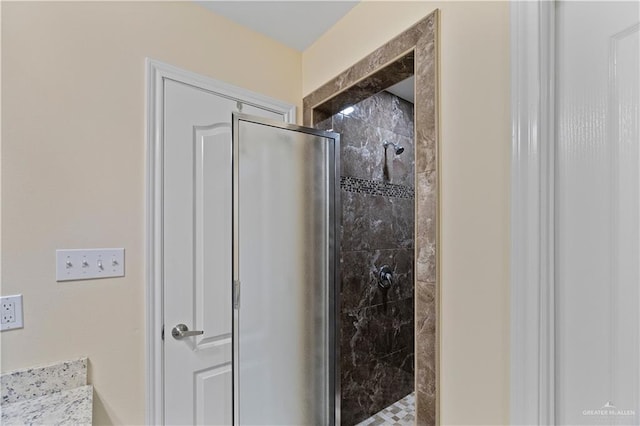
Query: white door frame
xmin=145 ymin=59 xmax=296 ymax=425
xmin=510 ymin=2 xmax=556 ymax=425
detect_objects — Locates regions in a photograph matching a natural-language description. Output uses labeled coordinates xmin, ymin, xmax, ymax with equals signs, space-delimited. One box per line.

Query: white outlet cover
xmin=0 ymin=294 xmax=24 ymax=331
xmin=56 ymin=248 xmax=125 ymax=281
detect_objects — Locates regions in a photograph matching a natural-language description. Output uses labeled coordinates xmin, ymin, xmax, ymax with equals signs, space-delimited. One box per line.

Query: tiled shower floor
xmin=354 ymin=392 xmax=415 ymax=426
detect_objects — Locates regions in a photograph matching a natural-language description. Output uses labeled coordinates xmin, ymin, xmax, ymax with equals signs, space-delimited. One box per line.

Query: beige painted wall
xmin=303 ymin=2 xmax=511 ymax=424
xmin=1 ymin=2 xmax=301 ymax=424
xmin=3 ymin=1 xmax=509 ymax=424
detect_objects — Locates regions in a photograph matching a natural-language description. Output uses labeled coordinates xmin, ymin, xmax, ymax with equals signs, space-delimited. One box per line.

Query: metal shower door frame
xmin=231 ymin=112 xmax=341 ymax=425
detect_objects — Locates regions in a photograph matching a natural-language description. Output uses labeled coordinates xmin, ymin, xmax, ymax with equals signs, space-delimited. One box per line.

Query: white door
xmin=555 ymin=1 xmax=639 ymax=424
xmin=162 ymin=79 xmax=285 ymax=425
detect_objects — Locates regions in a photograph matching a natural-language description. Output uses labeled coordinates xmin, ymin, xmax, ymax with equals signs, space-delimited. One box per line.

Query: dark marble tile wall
xmin=318 ymin=92 xmax=414 ymax=188
xmin=321 ymin=91 xmax=415 ymax=426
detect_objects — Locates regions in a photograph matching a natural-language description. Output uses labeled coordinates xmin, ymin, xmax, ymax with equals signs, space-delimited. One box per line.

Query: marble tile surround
xmin=324 ymin=89 xmax=416 ymax=425
xmin=304 ymin=11 xmax=439 ymax=426
xmin=318 ymin=92 xmax=415 ymax=188
xmin=313 ymin=52 xmax=415 ymax=124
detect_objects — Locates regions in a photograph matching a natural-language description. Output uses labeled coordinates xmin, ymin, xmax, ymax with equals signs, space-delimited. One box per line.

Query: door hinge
xmin=233 ymin=280 xmax=241 ymax=309
xmin=161 ymin=325 xmax=165 ymax=341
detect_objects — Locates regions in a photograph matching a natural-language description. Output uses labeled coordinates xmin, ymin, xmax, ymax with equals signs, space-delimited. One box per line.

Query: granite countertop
xmin=0 ymin=358 xmax=93 ymax=425
xmin=0 ymin=384 xmax=93 ymax=426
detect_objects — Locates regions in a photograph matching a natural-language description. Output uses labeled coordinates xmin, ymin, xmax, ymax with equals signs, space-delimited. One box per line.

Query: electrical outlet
xmin=0 ymin=295 xmax=23 ymax=331
xmin=2 ymin=301 xmax=15 ymax=323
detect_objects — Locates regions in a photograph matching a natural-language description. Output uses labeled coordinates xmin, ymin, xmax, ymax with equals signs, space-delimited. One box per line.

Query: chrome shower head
xmin=383 ymin=140 xmax=405 ymax=155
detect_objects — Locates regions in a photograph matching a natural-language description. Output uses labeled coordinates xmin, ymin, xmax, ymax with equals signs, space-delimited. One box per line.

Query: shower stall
xmin=231 ymin=90 xmax=416 ymax=425
xmin=301 ymin=13 xmax=438 ymax=423
xmin=317 ymin=89 xmax=417 ymax=425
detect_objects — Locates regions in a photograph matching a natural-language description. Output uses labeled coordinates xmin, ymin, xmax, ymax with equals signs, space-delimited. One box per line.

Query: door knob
xmin=171 ymin=323 xmax=204 ymax=339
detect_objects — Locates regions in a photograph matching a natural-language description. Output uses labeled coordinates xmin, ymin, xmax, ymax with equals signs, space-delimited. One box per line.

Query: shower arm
xmin=383 ymin=140 xmax=404 ymax=155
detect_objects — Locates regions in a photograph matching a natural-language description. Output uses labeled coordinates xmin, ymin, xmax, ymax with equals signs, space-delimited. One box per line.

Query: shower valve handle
xmin=378 ymin=265 xmax=394 ymax=289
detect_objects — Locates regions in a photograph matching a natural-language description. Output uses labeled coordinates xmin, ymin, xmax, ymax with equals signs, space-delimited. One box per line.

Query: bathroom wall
xmin=2 ymin=1 xmax=512 ymax=424
xmin=319 ymin=91 xmax=415 ymax=425
xmin=1 ymin=2 xmax=301 ymax=424
xmin=304 ymin=2 xmax=511 ymax=424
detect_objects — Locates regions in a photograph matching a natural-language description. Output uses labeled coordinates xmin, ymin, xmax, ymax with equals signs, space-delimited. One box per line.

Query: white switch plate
xmin=56 ymin=248 xmax=125 ymax=281
xmin=1 ymin=295 xmax=24 ymax=331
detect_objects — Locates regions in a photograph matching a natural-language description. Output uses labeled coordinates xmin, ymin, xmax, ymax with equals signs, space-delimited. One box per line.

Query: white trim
xmin=145 ymin=58 xmax=296 ymax=425
xmin=510 ymin=2 xmax=556 ymax=425
xmin=145 ymin=58 xmax=164 ymax=426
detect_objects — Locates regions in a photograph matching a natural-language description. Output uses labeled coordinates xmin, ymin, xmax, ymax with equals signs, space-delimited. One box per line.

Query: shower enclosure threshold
xmin=355 ymin=392 xmax=415 ymax=426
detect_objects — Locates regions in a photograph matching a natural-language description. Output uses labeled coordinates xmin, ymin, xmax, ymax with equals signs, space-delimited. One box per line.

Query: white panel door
xmin=163 ymin=79 xmax=283 ymax=425
xmin=556 ymin=1 xmax=639 ymax=424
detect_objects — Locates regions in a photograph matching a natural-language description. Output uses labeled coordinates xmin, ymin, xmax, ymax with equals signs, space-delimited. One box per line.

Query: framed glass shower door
xmin=232 ymin=113 xmax=340 ymax=425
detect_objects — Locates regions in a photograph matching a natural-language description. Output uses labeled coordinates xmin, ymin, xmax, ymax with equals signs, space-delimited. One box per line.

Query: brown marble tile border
xmin=303 ymin=10 xmax=439 ymax=426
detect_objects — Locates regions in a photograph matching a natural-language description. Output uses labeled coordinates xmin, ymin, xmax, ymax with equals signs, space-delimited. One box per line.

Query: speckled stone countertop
xmin=0 ymin=384 xmax=93 ymax=425
xmin=0 ymin=358 xmax=92 ymax=425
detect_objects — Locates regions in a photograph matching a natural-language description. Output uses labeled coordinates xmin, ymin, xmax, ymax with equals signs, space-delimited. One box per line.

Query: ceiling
xmin=197 ymin=0 xmax=415 ymax=104
xmin=197 ymin=1 xmax=360 ymax=51
xmin=386 ymin=76 xmax=415 ymax=104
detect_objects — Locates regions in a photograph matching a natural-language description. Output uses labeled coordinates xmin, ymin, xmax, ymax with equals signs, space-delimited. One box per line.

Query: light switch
xmin=56 ymin=248 xmax=125 ymax=281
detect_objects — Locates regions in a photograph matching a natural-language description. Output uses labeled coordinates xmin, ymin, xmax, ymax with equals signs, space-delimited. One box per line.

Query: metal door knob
xmin=171 ymin=323 xmax=204 ymax=339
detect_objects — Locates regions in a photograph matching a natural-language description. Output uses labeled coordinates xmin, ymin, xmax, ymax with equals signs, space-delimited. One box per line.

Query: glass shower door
xmin=232 ymin=113 xmax=340 ymax=426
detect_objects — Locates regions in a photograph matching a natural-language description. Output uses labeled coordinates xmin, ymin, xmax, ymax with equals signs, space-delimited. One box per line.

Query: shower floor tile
xmin=355 ymin=392 xmax=415 ymax=426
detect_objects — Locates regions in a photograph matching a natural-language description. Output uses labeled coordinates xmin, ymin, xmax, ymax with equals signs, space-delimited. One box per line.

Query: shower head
xmin=383 ymin=140 xmax=405 ymax=155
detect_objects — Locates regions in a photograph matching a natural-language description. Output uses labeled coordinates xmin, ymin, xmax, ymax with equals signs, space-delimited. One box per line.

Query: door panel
xmin=195 ymin=365 xmax=232 ymax=425
xmin=193 ymin=124 xmax=232 ymax=350
xmin=555 ymin=2 xmax=639 ymax=423
xmin=163 ymin=80 xmax=285 ymax=425
xmin=233 ymin=115 xmax=339 ymax=426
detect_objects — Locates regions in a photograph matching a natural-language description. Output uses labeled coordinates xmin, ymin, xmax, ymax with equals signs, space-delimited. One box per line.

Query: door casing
xmin=510 ymin=2 xmax=557 ymax=424
xmin=145 ymin=59 xmax=296 ymax=425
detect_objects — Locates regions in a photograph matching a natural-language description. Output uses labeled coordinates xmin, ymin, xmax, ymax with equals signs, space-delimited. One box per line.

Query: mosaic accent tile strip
xmin=356 ymin=392 xmax=416 ymax=426
xmin=341 ymin=176 xmax=414 ymax=199
xmin=1 ymin=358 xmax=87 ymax=404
